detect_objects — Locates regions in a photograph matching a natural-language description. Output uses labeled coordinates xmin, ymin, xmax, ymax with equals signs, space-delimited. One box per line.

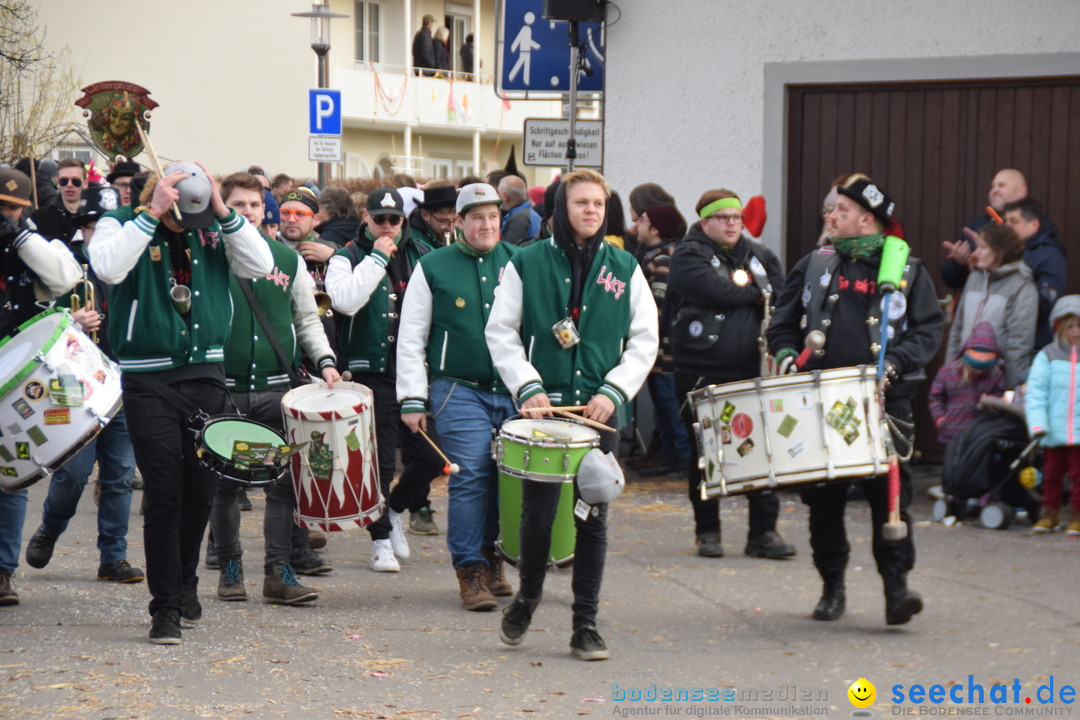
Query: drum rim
xmin=496 ymin=461 xmax=577 ymax=483
xmin=499 ymin=416 xmax=600 ymax=447
xmin=0 ymin=309 xmax=70 ymax=399
xmin=281 ymin=381 xmax=373 ymax=421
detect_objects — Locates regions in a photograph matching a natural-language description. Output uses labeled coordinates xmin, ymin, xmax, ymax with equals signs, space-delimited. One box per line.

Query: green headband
xmin=699 ymin=197 xmax=742 ymax=219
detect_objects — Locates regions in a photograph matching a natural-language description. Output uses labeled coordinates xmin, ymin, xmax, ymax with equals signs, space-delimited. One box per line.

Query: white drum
xmin=0 ymin=309 xmax=122 ymax=491
xmin=689 ymin=366 xmax=889 ymax=497
xmin=280 ymin=381 xmax=383 ymax=531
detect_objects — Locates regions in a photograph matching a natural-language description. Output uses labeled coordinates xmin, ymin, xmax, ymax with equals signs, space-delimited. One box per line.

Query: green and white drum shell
xmin=0 ymin=309 xmax=122 ymax=491
xmin=493 ymin=417 xmax=600 ymax=567
xmin=690 ymin=365 xmax=889 ymax=498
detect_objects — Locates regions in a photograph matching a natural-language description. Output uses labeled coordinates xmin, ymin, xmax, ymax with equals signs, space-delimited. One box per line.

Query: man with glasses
xmin=31 ymin=158 xmax=87 ymax=242
xmin=107 ymin=161 xmax=142 ymax=207
xmin=667 ymin=189 xmax=796 ymax=561
xmin=277 ymin=188 xmax=340 ymax=291
xmin=325 ymin=187 xmax=444 ymax=573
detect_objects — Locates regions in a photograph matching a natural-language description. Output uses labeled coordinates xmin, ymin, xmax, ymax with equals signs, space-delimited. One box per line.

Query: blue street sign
xmin=496 ymin=0 xmax=604 ymax=96
xmin=309 ymin=89 xmax=342 ymax=135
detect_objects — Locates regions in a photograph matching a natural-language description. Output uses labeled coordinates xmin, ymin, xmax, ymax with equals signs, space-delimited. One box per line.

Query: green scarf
xmin=832 ymin=233 xmax=885 ymax=259
xmin=455 ymin=238 xmax=492 ymax=258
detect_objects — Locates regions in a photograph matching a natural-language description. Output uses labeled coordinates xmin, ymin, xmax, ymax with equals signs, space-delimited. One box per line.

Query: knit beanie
xmin=644 ymin=204 xmax=685 ymax=241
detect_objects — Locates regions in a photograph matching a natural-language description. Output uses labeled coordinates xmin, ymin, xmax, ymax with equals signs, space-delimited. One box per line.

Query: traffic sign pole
xmin=566 ymin=20 xmax=579 ymax=171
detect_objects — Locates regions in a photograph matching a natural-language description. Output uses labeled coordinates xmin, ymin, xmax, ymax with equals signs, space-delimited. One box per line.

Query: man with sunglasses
xmin=30 ymin=158 xmax=87 ymax=243
xmin=325 ymin=187 xmax=443 ymax=573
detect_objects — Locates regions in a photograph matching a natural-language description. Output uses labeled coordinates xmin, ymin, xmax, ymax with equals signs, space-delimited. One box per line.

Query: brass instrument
xmin=314 ymin=292 xmax=333 ymax=317
xmin=71 ymin=264 xmax=98 ymax=343
xmin=758 ymin=287 xmax=773 ymax=377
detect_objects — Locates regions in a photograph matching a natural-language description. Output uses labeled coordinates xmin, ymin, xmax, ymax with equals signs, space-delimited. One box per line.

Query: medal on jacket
xmin=732 ymin=269 xmax=750 ymax=286
xmin=552 ymin=317 xmax=580 ymax=349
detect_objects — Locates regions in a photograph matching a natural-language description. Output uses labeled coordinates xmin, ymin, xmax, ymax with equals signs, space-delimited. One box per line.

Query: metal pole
xmin=566 ymin=21 xmax=579 ymax=172
xmin=316 ymin=48 xmax=328 ymax=188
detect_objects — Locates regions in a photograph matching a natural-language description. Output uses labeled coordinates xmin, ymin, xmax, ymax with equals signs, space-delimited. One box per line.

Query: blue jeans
xmin=648 ymin=373 xmax=691 ymax=459
xmin=430 ymin=380 xmax=516 ymax=568
xmin=0 ymin=490 xmax=28 ymax=574
xmin=38 ymin=410 xmax=136 ymax=564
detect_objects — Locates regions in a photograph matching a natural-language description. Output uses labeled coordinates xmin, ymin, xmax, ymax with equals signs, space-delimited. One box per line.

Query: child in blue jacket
xmin=1026 ymin=295 xmax=1080 ymax=535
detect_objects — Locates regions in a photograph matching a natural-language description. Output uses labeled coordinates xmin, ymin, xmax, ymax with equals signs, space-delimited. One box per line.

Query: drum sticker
xmin=24 ymin=381 xmax=46 ymax=401
xmin=93 ymin=369 xmax=107 ymax=384
xmin=48 ymin=374 xmax=84 ymax=407
xmin=737 ymin=439 xmax=755 ymax=457
xmin=777 ymin=415 xmax=798 ymax=438
xmin=307 ymin=431 xmax=334 ymax=483
xmin=0 ymin=467 xmax=16 ymax=477
xmin=345 ymin=428 xmax=361 ymax=452
xmin=44 ymin=409 xmax=71 ymax=425
xmin=720 ymin=401 xmax=736 ymax=425
xmin=731 ymin=413 xmax=753 ymax=439
xmin=27 ymin=425 xmax=47 ymax=446
xmin=787 ymin=440 xmax=807 ymax=458
xmin=64 ymin=336 xmax=84 ymax=357
xmin=0 ymin=445 xmax=12 ymax=462
xmin=7 ymin=423 xmax=21 ymax=436
xmin=720 ymin=426 xmax=732 ymax=444
xmin=16 ymin=442 xmax=30 ymax=460
xmin=232 ymin=441 xmax=275 ymax=470
xmin=769 ymin=399 xmax=784 ymax=413
xmin=797 ymin=391 xmax=814 ymax=411
xmin=12 ymin=398 xmax=33 ymax=420
xmin=825 ymin=398 xmax=862 ymax=445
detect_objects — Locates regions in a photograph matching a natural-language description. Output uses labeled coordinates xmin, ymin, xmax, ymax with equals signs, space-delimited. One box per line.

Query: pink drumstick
xmin=795 ymin=330 xmax=826 ymax=370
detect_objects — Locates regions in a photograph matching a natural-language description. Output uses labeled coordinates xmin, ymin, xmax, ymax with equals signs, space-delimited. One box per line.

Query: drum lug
xmin=563 ymin=453 xmax=570 ymax=473
xmin=492 ymin=439 xmax=503 ymax=462
xmin=33 ymin=351 xmax=55 ymax=373
xmin=522 ymin=449 xmax=530 ymax=469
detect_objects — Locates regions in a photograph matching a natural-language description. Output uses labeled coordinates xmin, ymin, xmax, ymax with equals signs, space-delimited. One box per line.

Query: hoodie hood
xmin=551 ymin=180 xmax=608 ymax=311
xmin=989 ymin=260 xmax=1032 ymax=281
xmin=962 ymin=320 xmax=1001 ymax=354
xmin=1050 ymin=294 xmax=1080 ymax=329
xmin=1026 ymin=217 xmax=1066 ymax=256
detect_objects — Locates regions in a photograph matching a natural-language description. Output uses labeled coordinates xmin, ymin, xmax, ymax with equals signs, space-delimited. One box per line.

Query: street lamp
xmin=292 ymin=2 xmax=347 ymax=188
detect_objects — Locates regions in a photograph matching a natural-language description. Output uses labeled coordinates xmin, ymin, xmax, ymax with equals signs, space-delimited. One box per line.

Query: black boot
xmin=884 ymin=575 xmax=923 ymax=626
xmin=812 ymin=577 xmax=845 ymax=621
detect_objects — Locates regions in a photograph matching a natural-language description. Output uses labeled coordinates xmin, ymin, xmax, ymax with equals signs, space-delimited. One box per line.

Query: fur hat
xmin=837 ymin=178 xmax=895 ymax=226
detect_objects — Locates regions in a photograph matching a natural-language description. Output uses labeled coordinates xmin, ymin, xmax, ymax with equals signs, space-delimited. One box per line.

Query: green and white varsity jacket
xmin=396 ymin=240 xmax=520 ymax=413
xmin=89 ymin=206 xmax=274 ymax=372
xmin=485 ymin=237 xmax=658 ymax=415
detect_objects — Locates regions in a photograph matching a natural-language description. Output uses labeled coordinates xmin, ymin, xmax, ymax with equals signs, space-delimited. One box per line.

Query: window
xmin=354 ymin=1 xmax=381 ymax=63
xmin=444 ymin=5 xmax=472 ymax=75
xmin=426 ymin=158 xmax=452 ymax=179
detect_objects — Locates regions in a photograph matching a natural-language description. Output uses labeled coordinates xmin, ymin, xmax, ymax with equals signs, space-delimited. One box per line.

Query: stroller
xmin=938 ymin=397 xmax=1042 ymax=530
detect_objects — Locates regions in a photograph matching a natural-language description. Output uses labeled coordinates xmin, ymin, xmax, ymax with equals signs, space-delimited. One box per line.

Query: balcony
xmin=332 ymin=59 xmax=565 ymax=136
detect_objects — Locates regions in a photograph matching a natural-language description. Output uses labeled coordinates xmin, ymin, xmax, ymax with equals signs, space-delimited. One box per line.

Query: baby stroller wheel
xmin=979 ymin=503 xmax=1012 ymax=530
xmin=932 ymin=499 xmax=962 ymax=523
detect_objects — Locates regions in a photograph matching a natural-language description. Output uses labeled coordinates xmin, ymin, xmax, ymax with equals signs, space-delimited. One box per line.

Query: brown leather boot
xmin=262 ymin=563 xmax=318 ymax=605
xmin=482 ymin=547 xmax=513 ymax=597
xmin=456 ymin=563 xmax=497 ymax=611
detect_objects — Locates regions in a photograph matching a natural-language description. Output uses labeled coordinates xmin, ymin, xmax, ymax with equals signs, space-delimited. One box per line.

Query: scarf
xmin=832 ymin=233 xmax=885 ymax=259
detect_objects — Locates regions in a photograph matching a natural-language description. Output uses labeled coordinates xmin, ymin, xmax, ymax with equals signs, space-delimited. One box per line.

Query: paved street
xmin=2 ymin=467 xmax=1078 ymax=720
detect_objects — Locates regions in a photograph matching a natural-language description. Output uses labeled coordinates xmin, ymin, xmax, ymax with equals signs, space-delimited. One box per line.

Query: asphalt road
xmin=2 ymin=465 xmax=1078 ymax=720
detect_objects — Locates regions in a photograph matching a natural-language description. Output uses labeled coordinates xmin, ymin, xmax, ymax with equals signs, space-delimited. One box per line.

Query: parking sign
xmin=309 ymin=89 xmax=342 ymax=135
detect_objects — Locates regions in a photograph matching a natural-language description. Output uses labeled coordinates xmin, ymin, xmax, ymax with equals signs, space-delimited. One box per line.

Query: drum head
xmin=0 ymin=311 xmax=66 ymax=397
xmin=203 ymin=418 xmax=285 ymax=459
xmin=288 ymin=386 xmax=368 ymax=413
xmin=501 ymin=417 xmax=599 ymax=445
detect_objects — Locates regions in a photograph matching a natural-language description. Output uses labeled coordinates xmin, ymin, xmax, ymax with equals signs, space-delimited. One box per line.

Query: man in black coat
xmin=412 ymin=14 xmax=436 ymax=77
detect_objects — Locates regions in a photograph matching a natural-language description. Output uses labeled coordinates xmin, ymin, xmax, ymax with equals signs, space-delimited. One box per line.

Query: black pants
xmin=355 ymin=373 xmax=444 ymax=540
xmin=800 ymin=402 xmax=916 ymax=583
xmin=122 ymin=370 xmax=227 ymax=616
xmin=517 ymin=419 xmax=617 ymax=629
xmin=675 ymin=371 xmax=780 ymax=541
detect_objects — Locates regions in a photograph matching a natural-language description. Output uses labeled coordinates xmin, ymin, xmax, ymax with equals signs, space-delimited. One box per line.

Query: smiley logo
xmin=848 ymin=678 xmax=876 ymax=708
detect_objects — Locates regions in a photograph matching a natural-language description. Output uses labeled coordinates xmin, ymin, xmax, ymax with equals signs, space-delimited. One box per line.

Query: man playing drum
xmin=207 ymin=172 xmax=340 ymax=605
xmin=324 ymin=187 xmax=444 ymax=573
xmin=89 ymin=163 xmax=274 ymax=644
xmin=667 ymin=188 xmax=796 ymax=561
xmin=767 ymin=177 xmax=943 ymax=625
xmin=397 ymin=183 xmax=519 ymax=611
xmin=486 ymin=169 xmax=658 ymax=661
xmin=0 ymin=168 xmax=82 ymax=606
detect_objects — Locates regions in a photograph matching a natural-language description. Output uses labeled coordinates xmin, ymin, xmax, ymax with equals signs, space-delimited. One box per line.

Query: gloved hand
xmin=775 ymin=347 xmax=798 ymax=375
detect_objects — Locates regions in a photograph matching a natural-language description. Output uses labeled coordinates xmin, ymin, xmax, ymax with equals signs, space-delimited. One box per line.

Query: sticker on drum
xmin=769 ymin=399 xmax=784 ymax=412
xmin=825 ymin=398 xmax=861 ymax=445
xmin=731 ymin=413 xmax=753 ymax=439
xmin=777 ymin=415 xmax=798 ymax=438
xmin=787 ymin=440 xmax=806 ymax=458
xmin=720 ymin=401 xmax=736 ymax=425
xmin=12 ymin=398 xmax=33 ymax=419
xmin=737 ymin=439 xmax=754 ymax=457
xmin=44 ymin=409 xmax=70 ymax=425
xmin=720 ymin=426 xmax=732 ymax=444
xmin=24 ymin=381 xmax=46 ymax=401
xmin=796 ymin=391 xmax=813 ymax=410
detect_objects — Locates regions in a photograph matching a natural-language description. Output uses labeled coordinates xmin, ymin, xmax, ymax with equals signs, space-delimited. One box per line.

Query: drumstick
xmin=418 ymin=428 xmax=459 ymax=474
xmin=521 ymin=405 xmax=587 ymax=412
xmin=985 ymin=206 xmax=1004 ymax=225
xmin=795 ymin=330 xmax=826 ymax=370
xmin=126 ymin=93 xmax=182 ymax=223
xmin=550 ymin=408 xmax=618 ymax=434
xmin=882 ymin=454 xmax=908 ymax=540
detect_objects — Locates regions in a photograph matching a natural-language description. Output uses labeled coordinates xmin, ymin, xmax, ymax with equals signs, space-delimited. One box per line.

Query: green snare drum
xmin=493 ymin=417 xmax=600 ymax=567
xmin=194 ymin=416 xmax=290 ymax=487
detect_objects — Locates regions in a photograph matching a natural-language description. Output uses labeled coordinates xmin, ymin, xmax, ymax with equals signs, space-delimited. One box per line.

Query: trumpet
xmin=71 ymin=264 xmax=98 ymax=343
xmin=314 ymin=292 xmax=333 ymax=317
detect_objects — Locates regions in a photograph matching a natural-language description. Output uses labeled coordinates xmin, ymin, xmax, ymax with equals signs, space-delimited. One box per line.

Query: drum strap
xmin=235 ymin=279 xmax=304 ymax=388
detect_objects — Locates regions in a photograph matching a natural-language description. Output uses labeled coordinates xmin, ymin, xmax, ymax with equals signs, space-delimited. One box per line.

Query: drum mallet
xmin=877 ymin=235 xmax=910 ymax=542
xmin=794 ymin=330 xmax=826 ymax=370
xmin=418 ymin=428 xmax=459 ymax=474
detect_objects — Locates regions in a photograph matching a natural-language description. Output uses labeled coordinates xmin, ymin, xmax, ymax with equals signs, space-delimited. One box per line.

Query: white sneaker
xmin=369 ymin=539 xmax=401 ymax=573
xmin=388 ymin=510 xmax=410 ymax=560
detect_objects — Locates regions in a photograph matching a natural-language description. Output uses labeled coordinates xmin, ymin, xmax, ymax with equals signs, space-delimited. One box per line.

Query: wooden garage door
xmin=786 ymin=75 xmax=1080 ymax=462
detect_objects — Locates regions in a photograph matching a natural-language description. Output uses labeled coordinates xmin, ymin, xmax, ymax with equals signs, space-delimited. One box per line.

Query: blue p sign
xmin=309 ymin=89 xmax=342 ymax=135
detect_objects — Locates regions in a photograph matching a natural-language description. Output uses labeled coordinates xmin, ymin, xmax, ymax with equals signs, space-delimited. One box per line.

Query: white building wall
xmin=605 ymin=0 xmax=1080 ymax=254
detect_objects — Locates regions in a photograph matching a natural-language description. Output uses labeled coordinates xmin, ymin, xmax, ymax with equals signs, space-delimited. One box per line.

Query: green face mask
xmin=832 ymin=233 xmax=885 ymax=258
